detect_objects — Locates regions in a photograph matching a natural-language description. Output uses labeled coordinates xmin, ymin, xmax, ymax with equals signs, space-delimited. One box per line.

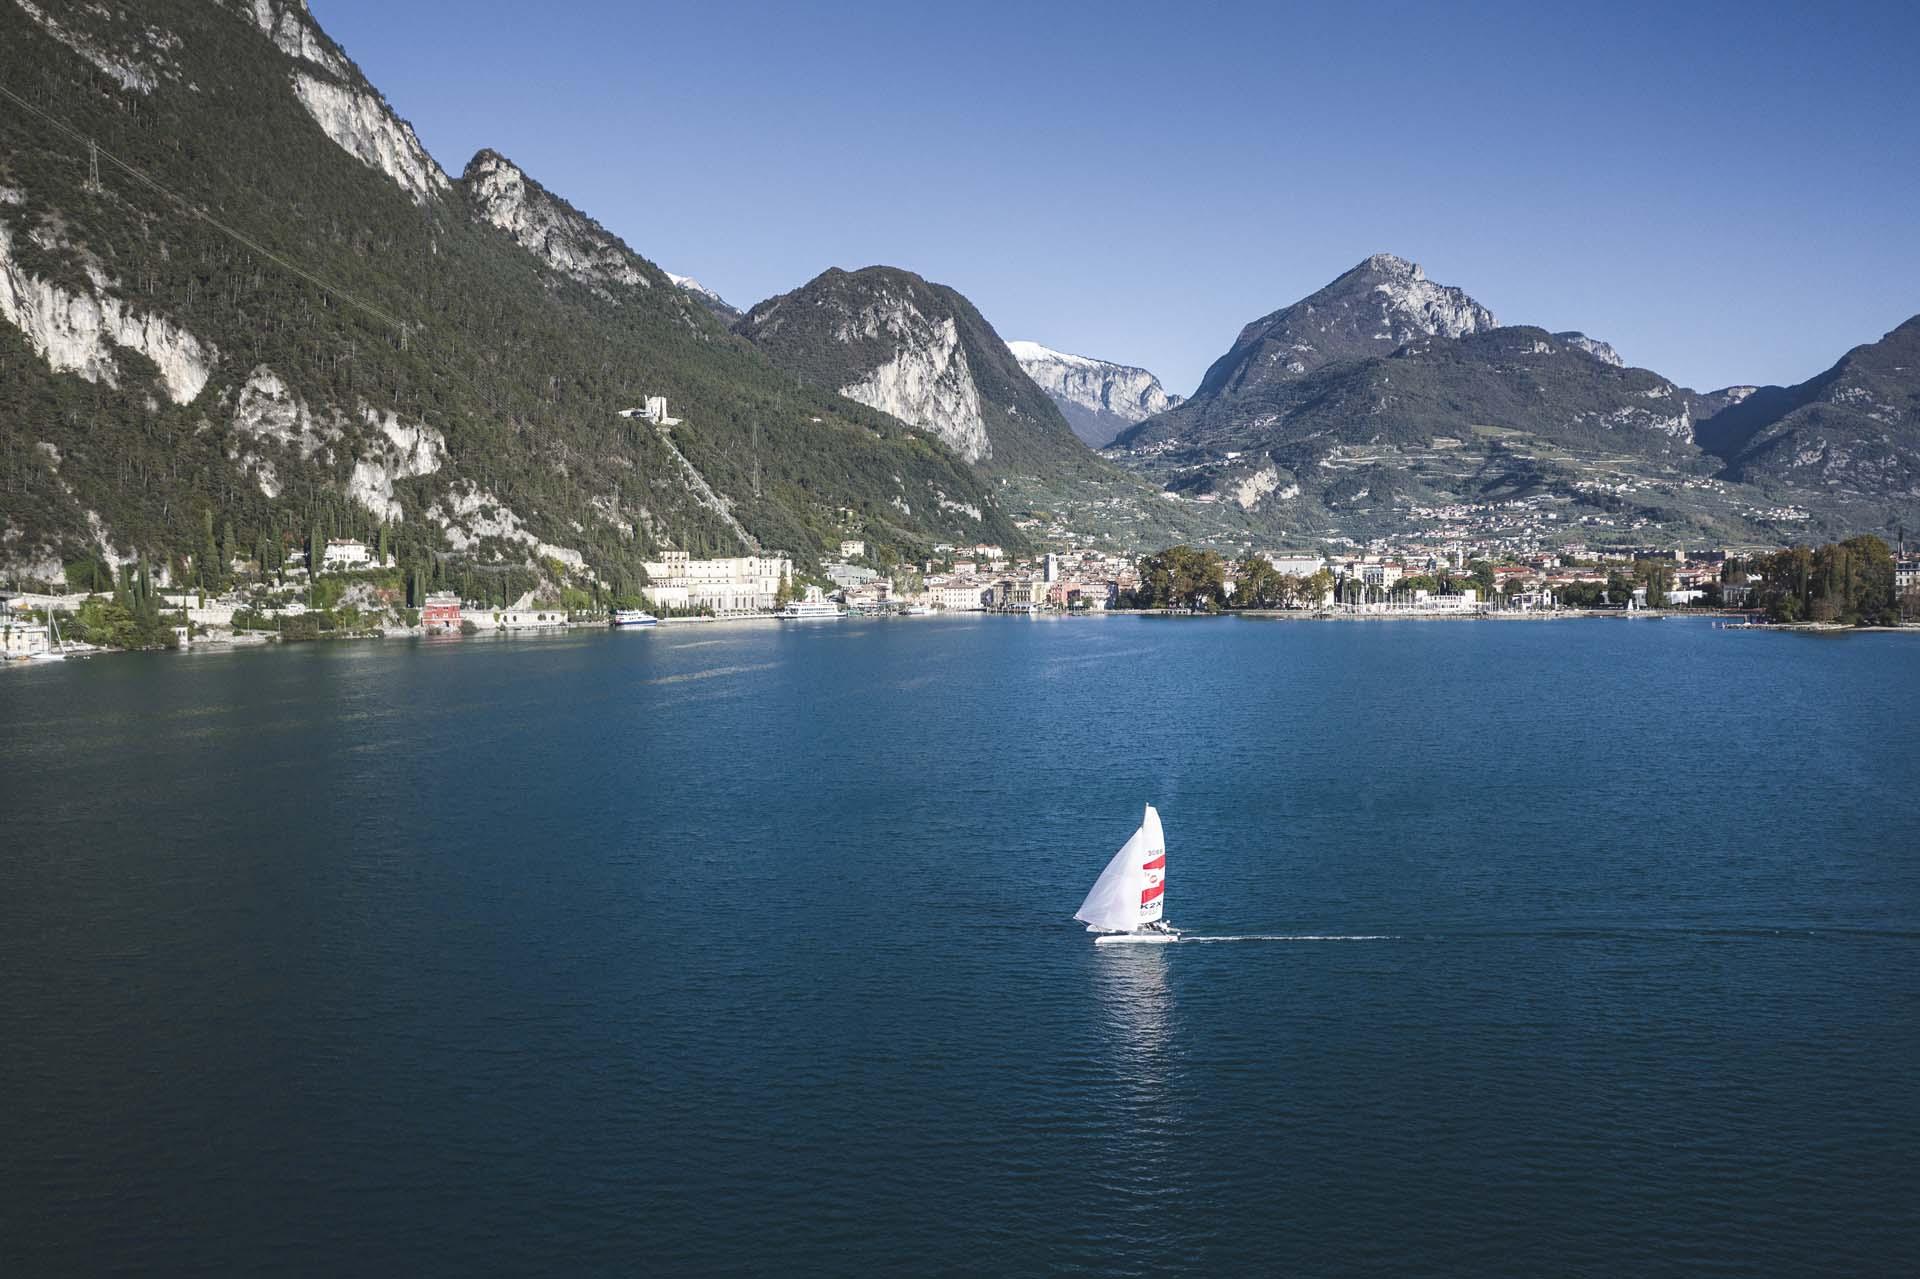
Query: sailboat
xmin=1075 ymin=804 xmax=1179 ymax=945
xmin=30 ymin=612 xmax=67 ymax=662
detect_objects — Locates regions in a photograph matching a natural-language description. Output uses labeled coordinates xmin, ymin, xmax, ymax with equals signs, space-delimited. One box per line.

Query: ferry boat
xmin=776 ymin=599 xmax=842 ymax=620
xmin=776 ymin=589 xmax=842 ymax=620
xmin=610 ymin=608 xmax=658 ymax=628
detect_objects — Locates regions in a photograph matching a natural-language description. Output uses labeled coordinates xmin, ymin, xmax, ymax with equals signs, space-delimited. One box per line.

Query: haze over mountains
xmin=0 ymin=0 xmax=1914 ymax=589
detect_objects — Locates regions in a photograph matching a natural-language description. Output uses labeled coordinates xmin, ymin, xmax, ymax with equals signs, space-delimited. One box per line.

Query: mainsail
xmin=1074 ymin=805 xmax=1166 ymax=932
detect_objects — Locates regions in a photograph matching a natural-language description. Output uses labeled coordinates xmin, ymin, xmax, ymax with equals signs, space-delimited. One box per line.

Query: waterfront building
xmin=929 ymin=581 xmax=990 ymax=611
xmin=422 ymin=592 xmax=462 ymax=630
xmin=1265 ymin=554 xmax=1324 ymax=577
xmin=1898 ymin=559 xmax=1920 ymax=591
xmin=2 ymin=620 xmax=50 ymax=657
xmin=642 ymin=550 xmax=794 ymax=615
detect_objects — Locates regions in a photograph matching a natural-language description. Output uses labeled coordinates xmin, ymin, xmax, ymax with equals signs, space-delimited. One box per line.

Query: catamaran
xmin=1075 ymin=804 xmax=1179 ymax=944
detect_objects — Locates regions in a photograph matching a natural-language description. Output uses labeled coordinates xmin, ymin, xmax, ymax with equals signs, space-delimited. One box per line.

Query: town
xmin=5 ymin=529 xmax=1917 ymax=660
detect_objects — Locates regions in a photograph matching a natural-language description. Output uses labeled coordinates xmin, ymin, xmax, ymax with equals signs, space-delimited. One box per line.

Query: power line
xmin=0 ymin=78 xmax=413 ymax=336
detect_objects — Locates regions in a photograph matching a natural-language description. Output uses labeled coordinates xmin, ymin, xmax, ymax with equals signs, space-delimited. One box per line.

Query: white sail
xmin=1075 ymin=804 xmax=1166 ymax=932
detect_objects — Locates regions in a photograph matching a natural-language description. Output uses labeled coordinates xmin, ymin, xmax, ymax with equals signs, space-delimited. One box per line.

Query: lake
xmin=3 ymin=616 xmax=1917 ymax=1274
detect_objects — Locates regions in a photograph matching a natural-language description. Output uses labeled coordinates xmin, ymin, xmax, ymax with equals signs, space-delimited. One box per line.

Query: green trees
xmin=1751 ymin=536 xmax=1898 ymax=624
xmin=1131 ymin=546 xmax=1227 ymax=611
xmin=1634 ymin=558 xmax=1674 ymax=607
xmin=1230 ymin=557 xmax=1323 ymax=609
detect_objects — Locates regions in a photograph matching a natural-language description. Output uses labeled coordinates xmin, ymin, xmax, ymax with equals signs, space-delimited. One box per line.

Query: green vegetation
xmin=1748 ymin=536 xmax=1901 ymax=625
xmin=1123 ymin=546 xmax=1228 ymax=611
xmin=0 ymin=1 xmax=1021 ymax=592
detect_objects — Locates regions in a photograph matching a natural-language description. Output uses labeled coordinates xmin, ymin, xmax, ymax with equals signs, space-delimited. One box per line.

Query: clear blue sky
xmin=312 ymin=0 xmax=1918 ymax=396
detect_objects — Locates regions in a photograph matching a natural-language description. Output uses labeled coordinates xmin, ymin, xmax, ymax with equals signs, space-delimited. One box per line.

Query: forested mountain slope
xmin=0 ymin=0 xmax=1018 ymax=587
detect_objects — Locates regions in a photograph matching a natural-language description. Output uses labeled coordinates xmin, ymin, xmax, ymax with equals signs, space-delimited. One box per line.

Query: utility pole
xmin=85 ymin=139 xmax=102 ymax=194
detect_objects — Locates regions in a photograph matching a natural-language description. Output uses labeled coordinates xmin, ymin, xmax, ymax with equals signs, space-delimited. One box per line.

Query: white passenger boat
xmin=1076 ymin=804 xmax=1179 ymax=944
xmin=611 ymin=609 xmax=658 ymax=628
xmin=776 ymin=589 xmax=841 ymax=620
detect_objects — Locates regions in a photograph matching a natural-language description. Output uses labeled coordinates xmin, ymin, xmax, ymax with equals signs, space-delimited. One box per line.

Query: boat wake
xmin=1177 ymin=934 xmax=1397 ymax=943
xmin=1094 ymin=932 xmax=1398 ymax=946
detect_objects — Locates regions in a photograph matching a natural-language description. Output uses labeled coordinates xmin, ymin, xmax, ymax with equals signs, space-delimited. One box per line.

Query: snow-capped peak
xmin=666 ymin=272 xmax=720 ymax=302
xmin=1005 ymin=339 xmax=1100 ymax=370
xmin=1009 ymin=340 xmax=1182 ymax=447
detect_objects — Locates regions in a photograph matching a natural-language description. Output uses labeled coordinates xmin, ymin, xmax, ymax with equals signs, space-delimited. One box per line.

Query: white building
xmin=461 ymin=607 xmax=570 ymax=632
xmin=642 ymin=550 xmax=793 ymax=615
xmin=2 ymin=620 xmax=50 ymax=657
xmin=321 ymin=539 xmax=372 ymax=571
xmin=1042 ymin=553 xmax=1061 ymax=583
xmin=619 ymin=397 xmax=683 ymax=427
xmin=929 ymin=581 xmax=989 ymax=611
xmin=1265 ymin=554 xmax=1324 ymax=577
xmin=839 ymin=539 xmax=866 ymax=560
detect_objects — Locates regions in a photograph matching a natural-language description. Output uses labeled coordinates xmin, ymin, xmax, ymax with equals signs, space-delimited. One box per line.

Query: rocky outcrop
xmin=735 ymin=265 xmax=1099 ymax=476
xmin=1006 ymin=340 xmax=1181 ymax=447
xmin=247 ymin=0 xmax=348 ymax=75
xmin=291 ymin=72 xmax=450 ymax=206
xmin=1555 ymin=331 xmax=1625 ymax=366
xmin=348 ymin=408 xmax=448 ymax=522
xmin=464 ymin=151 xmax=652 ymax=293
xmin=839 ymin=312 xmax=990 ymax=463
xmin=0 ymin=217 xmax=215 ymax=404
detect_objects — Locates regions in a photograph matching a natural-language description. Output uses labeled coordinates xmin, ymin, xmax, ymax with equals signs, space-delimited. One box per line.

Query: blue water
xmin=3 ymin=617 xmax=1917 ymax=1274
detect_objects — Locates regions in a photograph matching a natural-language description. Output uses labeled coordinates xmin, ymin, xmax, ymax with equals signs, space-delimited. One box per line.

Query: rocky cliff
xmin=1006 ymin=341 xmax=1181 ymax=448
xmin=734 ymin=266 xmax=1099 ymax=476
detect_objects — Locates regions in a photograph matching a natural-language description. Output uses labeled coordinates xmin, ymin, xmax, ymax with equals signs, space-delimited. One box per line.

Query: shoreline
xmin=14 ymin=607 xmax=1918 ymax=662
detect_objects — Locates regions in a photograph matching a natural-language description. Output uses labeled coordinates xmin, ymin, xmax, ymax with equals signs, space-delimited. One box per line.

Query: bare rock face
xmin=735 ymin=266 xmax=1096 ymax=475
xmin=1006 ymin=341 xmax=1182 ymax=448
xmin=291 ymin=73 xmax=450 ymax=206
xmin=463 ymin=151 xmax=652 ymax=293
xmin=1555 ymin=331 xmax=1625 ymax=367
xmin=0 ymin=216 xmax=215 ymax=404
xmin=835 ymin=303 xmax=991 ymax=464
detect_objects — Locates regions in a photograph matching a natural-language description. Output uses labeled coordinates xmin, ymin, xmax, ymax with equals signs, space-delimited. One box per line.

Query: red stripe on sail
xmin=1140 ymin=883 xmax=1165 ymax=904
xmin=1141 ymin=854 xmax=1165 ymax=870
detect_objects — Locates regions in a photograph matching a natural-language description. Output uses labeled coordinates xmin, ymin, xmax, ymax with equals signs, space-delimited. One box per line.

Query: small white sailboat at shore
xmin=1076 ymin=804 xmax=1179 ymax=944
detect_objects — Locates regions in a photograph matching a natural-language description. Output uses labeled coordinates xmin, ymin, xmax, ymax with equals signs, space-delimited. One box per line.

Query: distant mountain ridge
xmin=1007 ymin=341 xmax=1182 ymax=448
xmin=1695 ymin=316 xmax=1920 ymax=499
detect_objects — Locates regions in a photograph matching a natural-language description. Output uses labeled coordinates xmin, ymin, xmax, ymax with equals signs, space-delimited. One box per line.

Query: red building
xmin=422 ymin=593 xmax=462 ymax=631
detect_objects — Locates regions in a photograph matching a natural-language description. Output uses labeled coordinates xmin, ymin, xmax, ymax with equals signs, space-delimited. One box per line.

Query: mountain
xmin=1696 ymin=316 xmax=1920 ymax=500
xmin=0 ymin=0 xmax=1020 ymax=588
xmin=666 ymin=272 xmax=741 ymax=325
xmin=733 ymin=266 xmax=1098 ymax=476
xmin=1107 ymin=256 xmax=1786 ymax=535
xmin=1006 ymin=341 xmax=1182 ymax=448
xmin=1183 ymin=253 xmax=1496 ymax=420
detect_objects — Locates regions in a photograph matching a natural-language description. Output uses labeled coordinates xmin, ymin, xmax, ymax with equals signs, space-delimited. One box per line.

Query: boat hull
xmin=1093 ymin=932 xmax=1179 ymax=946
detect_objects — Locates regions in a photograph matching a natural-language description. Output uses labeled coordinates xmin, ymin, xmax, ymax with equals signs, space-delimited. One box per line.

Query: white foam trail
xmin=1177 ymin=934 xmax=1397 ymax=943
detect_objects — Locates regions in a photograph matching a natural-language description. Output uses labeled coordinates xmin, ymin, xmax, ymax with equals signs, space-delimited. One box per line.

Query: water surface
xmin=4 ymin=617 xmax=1917 ymax=1274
